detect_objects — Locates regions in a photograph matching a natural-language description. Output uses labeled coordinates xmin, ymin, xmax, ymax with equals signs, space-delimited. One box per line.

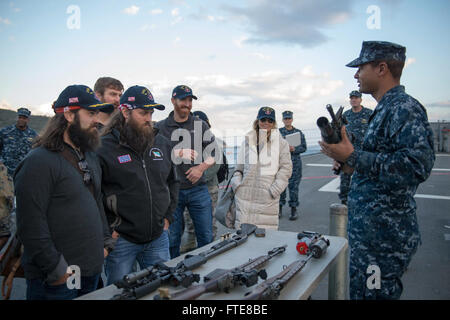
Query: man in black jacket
xmin=156 ymin=85 xmax=216 ymax=258
xmin=14 ymin=85 xmax=115 ymax=300
xmin=97 ymin=85 xmax=179 ymax=285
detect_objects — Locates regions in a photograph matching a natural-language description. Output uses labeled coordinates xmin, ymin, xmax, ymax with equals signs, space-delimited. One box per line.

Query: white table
xmin=78 ymin=230 xmax=347 ymax=300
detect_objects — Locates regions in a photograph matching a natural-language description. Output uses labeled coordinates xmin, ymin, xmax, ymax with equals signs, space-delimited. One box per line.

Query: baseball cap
xmin=53 ymin=85 xmax=114 ymax=114
xmin=257 ymin=107 xmax=276 ymax=121
xmin=119 ymin=85 xmax=165 ymax=111
xmin=172 ymin=85 xmax=198 ymax=100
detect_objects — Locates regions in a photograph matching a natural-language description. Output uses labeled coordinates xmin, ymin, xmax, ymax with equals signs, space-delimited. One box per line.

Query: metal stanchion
xmin=328 ymin=203 xmax=348 ymax=300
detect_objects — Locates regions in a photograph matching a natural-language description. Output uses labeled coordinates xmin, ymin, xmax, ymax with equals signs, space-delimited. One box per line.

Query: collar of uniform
xmin=167 ymin=110 xmax=194 ymax=127
xmin=373 ymin=85 xmax=405 ymax=114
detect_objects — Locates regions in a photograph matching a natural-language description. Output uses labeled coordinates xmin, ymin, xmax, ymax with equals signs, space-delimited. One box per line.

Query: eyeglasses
xmin=260 ymin=118 xmax=274 ymax=124
xmin=78 ymin=159 xmax=92 ymax=186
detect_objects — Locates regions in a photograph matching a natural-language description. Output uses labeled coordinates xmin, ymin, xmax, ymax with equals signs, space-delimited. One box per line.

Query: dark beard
xmin=68 ymin=113 xmax=101 ymax=152
xmin=121 ymin=116 xmax=154 ymax=155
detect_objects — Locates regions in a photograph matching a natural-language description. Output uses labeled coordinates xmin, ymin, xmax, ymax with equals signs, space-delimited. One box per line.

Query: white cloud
xmin=148 ymin=68 xmax=344 ymax=135
xmin=140 ymin=24 xmax=156 ymax=32
xmin=0 ymin=100 xmax=53 ymax=117
xmin=173 ymin=37 xmax=181 ymax=45
xmin=233 ymin=35 xmax=249 ymax=48
xmin=123 ymin=5 xmax=140 ymax=15
xmin=171 ymin=16 xmax=183 ymax=25
xmin=405 ymin=57 xmax=416 ymax=68
xmin=1 ymin=99 xmax=13 ymax=111
xmin=0 ymin=17 xmax=11 ymax=25
xmin=150 ymin=9 xmax=163 ymax=15
xmin=224 ymin=0 xmax=353 ymax=47
xmin=250 ymin=52 xmax=271 ymax=60
xmin=34 ymin=102 xmax=54 ymax=116
xmin=171 ymin=8 xmax=180 ymax=16
xmin=10 ymin=2 xmax=21 ymax=12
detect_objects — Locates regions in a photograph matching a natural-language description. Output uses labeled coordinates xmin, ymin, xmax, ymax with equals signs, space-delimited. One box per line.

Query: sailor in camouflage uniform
xmin=279 ymin=111 xmax=307 ymax=220
xmin=0 ymin=108 xmax=38 ymax=177
xmin=339 ymin=91 xmax=373 ymax=205
xmin=320 ymin=41 xmax=435 ymax=299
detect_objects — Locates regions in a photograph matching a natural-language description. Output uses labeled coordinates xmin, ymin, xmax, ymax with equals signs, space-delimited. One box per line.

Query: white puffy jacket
xmin=231 ymin=129 xmax=292 ymax=229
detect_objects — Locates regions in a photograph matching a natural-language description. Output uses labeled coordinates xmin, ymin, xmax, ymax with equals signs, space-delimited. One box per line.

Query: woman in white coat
xmin=231 ymin=107 xmax=292 ymax=230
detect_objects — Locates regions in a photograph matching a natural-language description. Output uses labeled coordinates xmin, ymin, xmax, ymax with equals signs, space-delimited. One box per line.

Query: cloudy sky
xmin=1 ymin=0 xmax=449 ymax=143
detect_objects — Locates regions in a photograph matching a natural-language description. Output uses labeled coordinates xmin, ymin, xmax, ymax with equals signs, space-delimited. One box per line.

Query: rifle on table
xmin=242 ymin=255 xmax=313 ymax=300
xmin=244 ymin=233 xmax=330 ymax=300
xmin=111 ymin=223 xmax=257 ymax=300
xmin=155 ymin=245 xmax=287 ymax=300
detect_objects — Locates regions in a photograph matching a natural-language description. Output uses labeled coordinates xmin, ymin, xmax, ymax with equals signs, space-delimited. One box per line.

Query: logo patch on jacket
xmin=118 ymin=154 xmax=132 ymax=163
xmin=150 ymin=148 xmax=163 ymax=160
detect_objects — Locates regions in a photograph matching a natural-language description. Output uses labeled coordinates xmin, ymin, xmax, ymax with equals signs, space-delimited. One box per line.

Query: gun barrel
xmin=317 ymin=117 xmax=340 ymax=144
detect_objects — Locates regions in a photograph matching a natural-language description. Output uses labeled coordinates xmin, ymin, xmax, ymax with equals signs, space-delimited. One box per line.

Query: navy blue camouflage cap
xmin=257 ymin=106 xmax=276 ymax=121
xmin=172 ymin=85 xmax=198 ymax=100
xmin=53 ymin=85 xmax=114 ymax=114
xmin=346 ymin=41 xmax=406 ymax=68
xmin=349 ymin=90 xmax=362 ymax=98
xmin=282 ymin=111 xmax=293 ymax=119
xmin=119 ymin=85 xmax=165 ymax=111
xmin=17 ymin=107 xmax=31 ymax=118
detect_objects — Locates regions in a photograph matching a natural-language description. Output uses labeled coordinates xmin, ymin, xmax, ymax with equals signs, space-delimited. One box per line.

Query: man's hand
xmin=104 ymin=248 xmax=109 ymax=258
xmin=185 ymin=165 xmax=205 ymax=184
xmin=319 ymin=126 xmax=354 ymax=162
xmin=50 ymin=273 xmax=71 ymax=286
xmin=163 ymin=218 xmax=170 ymax=231
xmin=333 ymin=160 xmax=354 ymax=175
xmin=174 ymin=148 xmax=198 ymax=162
xmin=112 ymin=231 xmax=120 ymax=239
xmin=289 ymin=145 xmax=295 ymax=152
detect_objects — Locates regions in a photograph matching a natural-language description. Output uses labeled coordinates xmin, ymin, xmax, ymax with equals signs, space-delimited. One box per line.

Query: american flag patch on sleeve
xmin=118 ymin=154 xmax=132 ymax=164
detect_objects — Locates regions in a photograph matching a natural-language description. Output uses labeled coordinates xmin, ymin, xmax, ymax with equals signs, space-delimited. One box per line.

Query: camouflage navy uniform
xmin=345 ymin=41 xmax=435 ymax=299
xmin=279 ymin=112 xmax=307 ymax=208
xmin=339 ymin=95 xmax=373 ymax=203
xmin=0 ymin=109 xmax=38 ymax=177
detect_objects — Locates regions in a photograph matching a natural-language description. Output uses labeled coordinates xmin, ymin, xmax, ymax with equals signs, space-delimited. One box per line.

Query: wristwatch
xmin=345 ymin=151 xmax=358 ymax=168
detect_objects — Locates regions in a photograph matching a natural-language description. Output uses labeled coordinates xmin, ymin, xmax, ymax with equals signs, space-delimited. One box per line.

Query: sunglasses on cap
xmin=78 ymin=158 xmax=93 ymax=186
xmin=260 ymin=118 xmax=274 ymax=123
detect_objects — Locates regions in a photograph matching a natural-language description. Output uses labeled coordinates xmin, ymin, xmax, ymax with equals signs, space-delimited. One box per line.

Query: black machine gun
xmin=111 ymin=223 xmax=257 ymax=300
xmin=155 ymin=245 xmax=287 ymax=300
xmin=244 ymin=233 xmax=330 ymax=300
xmin=316 ymin=104 xmax=351 ymax=174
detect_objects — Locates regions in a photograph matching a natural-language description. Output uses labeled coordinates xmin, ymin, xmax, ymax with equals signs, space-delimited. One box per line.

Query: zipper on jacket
xmin=117 ymin=135 xmax=154 ymax=241
xmin=142 ymin=158 xmax=153 ymax=240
